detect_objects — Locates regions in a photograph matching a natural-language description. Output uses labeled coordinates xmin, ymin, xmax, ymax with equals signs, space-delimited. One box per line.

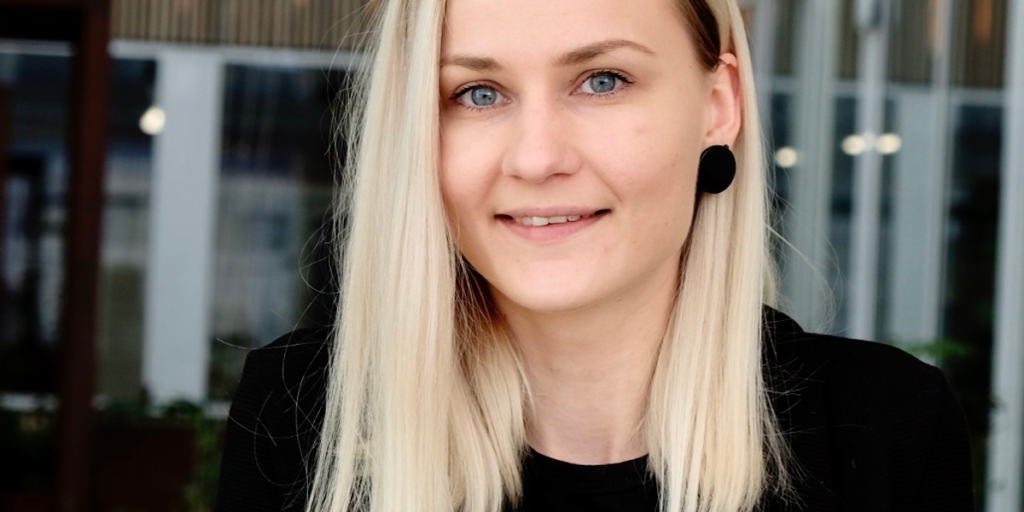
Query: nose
xmin=500 ymin=98 xmax=582 ymax=183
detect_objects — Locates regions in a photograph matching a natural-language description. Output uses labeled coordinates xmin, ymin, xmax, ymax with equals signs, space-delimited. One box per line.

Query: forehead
xmin=441 ymin=0 xmax=687 ymax=57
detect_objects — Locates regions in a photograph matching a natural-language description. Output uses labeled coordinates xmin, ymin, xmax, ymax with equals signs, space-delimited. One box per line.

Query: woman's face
xmin=439 ymin=0 xmax=739 ymax=314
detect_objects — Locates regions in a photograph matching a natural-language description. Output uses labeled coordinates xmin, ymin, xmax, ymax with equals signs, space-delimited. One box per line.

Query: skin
xmin=439 ymin=0 xmax=743 ymax=464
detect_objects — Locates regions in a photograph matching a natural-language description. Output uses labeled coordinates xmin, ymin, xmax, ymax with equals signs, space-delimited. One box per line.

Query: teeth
xmin=514 ymin=214 xmax=591 ymax=226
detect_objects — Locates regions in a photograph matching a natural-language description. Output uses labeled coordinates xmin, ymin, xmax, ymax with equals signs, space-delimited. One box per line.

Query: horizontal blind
xmin=111 ymin=0 xmax=372 ymax=50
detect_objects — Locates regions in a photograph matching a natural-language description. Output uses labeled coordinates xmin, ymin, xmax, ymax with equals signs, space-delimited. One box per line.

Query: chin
xmin=491 ymin=279 xmax=602 ymax=316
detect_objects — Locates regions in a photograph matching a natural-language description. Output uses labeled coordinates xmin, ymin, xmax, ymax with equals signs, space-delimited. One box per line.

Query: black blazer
xmin=216 ymin=307 xmax=975 ymax=511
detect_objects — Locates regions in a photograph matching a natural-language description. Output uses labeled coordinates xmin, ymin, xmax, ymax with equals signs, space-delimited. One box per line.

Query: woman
xmin=216 ymin=0 xmax=974 ymax=510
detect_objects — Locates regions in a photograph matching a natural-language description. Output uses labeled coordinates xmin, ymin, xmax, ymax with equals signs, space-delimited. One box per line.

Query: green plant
xmin=891 ymin=337 xmax=971 ymax=361
xmin=162 ymin=401 xmax=225 ymax=512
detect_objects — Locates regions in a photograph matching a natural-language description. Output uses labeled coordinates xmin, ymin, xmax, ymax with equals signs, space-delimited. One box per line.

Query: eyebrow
xmin=439 ymin=38 xmax=655 ymax=71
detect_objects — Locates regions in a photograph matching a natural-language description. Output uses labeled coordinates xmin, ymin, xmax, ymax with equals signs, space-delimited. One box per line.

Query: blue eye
xmin=469 ymin=87 xmax=498 ymax=106
xmin=455 ymin=85 xmax=502 ymax=108
xmin=581 ymin=71 xmax=628 ymax=95
xmin=587 ymin=73 xmax=617 ymax=93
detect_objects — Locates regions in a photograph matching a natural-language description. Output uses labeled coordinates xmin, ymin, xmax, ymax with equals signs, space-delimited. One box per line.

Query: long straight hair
xmin=305 ymin=0 xmax=792 ymax=511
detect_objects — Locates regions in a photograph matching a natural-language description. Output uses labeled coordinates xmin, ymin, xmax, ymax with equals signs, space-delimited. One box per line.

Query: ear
xmin=704 ymin=53 xmax=742 ymax=147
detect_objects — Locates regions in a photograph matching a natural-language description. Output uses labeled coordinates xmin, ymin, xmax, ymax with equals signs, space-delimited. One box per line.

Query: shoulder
xmin=761 ymin=307 xmax=974 ymax=511
xmin=241 ymin=325 xmax=334 ymax=391
xmin=228 ymin=324 xmax=335 ymax=433
xmin=217 ymin=326 xmax=334 ymax=511
xmin=762 ymin=306 xmax=947 ymax=417
xmin=233 ymin=325 xmax=335 ymax=432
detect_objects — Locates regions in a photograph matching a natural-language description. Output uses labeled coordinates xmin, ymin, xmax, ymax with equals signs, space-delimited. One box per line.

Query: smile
xmin=513 ymin=213 xmax=593 ymax=226
xmin=496 ymin=210 xmax=610 ymax=242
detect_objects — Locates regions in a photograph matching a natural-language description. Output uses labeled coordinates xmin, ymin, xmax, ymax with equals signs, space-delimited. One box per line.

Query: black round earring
xmin=697 ymin=144 xmax=736 ymax=194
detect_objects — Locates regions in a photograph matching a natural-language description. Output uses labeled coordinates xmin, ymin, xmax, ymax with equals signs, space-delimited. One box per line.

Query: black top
xmin=516 ymin=446 xmax=658 ymax=511
xmin=215 ymin=307 xmax=975 ymax=511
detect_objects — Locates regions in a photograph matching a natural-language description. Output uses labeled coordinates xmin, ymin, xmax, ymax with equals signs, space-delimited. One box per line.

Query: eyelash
xmin=449 ymin=69 xmax=634 ymax=112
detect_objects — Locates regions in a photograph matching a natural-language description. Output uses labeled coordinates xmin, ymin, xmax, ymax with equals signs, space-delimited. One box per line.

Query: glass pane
xmin=887 ymin=0 xmax=937 ymax=84
xmin=837 ymin=0 xmax=859 ymax=80
xmin=207 ymin=64 xmax=349 ymax=401
xmin=772 ymin=0 xmax=801 ymax=77
xmin=0 ymin=51 xmax=71 ymax=395
xmin=96 ymin=58 xmax=158 ymax=405
xmin=942 ymin=104 xmax=1001 ymax=502
xmin=0 ymin=46 xmax=72 ymax=499
xmin=951 ymin=0 xmax=1009 ymax=88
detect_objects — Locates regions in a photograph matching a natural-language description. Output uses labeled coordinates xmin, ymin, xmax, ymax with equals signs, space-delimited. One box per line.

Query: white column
xmin=141 ymin=49 xmax=224 ymax=404
xmin=986 ymin=0 xmax=1024 ymax=508
xmin=750 ymin=0 xmax=778 ymax=128
xmin=885 ymin=0 xmax=953 ymax=355
xmin=784 ymin=0 xmax=840 ymax=332
xmin=884 ymin=92 xmax=944 ymax=354
xmin=848 ymin=0 xmax=890 ymax=341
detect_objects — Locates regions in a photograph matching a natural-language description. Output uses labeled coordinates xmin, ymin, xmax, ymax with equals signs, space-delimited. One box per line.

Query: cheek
xmin=598 ymin=117 xmax=701 ymax=205
xmin=593 ymin=118 xmax=701 ymax=251
xmin=631 ymin=162 xmax=697 ymax=240
xmin=439 ymin=125 xmax=495 ymax=246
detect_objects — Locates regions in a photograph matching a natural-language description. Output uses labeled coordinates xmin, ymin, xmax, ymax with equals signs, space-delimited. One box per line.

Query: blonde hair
xmin=306 ymin=0 xmax=793 ymax=511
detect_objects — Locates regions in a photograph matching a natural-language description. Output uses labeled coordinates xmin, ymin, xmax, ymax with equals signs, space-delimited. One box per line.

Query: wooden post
xmin=54 ymin=0 xmax=112 ymax=511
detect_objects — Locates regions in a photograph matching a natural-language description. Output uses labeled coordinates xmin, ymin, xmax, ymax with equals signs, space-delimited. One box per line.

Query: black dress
xmin=215 ymin=307 xmax=975 ymax=511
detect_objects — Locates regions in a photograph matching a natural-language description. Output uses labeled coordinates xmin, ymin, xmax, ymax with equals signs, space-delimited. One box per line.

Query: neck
xmin=495 ymin=261 xmax=678 ymax=465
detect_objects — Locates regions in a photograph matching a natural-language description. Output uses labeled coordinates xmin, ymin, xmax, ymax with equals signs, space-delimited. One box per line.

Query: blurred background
xmin=0 ymin=0 xmax=1021 ymax=511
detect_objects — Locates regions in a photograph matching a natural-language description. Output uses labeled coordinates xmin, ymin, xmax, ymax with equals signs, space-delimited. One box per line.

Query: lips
xmin=496 ymin=209 xmax=610 ymax=242
xmin=497 ymin=207 xmax=609 ymax=219
xmin=509 ymin=212 xmax=595 ymax=226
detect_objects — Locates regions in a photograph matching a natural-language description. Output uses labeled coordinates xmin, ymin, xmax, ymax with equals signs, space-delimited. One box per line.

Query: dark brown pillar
xmin=55 ymin=1 xmax=111 ymax=511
